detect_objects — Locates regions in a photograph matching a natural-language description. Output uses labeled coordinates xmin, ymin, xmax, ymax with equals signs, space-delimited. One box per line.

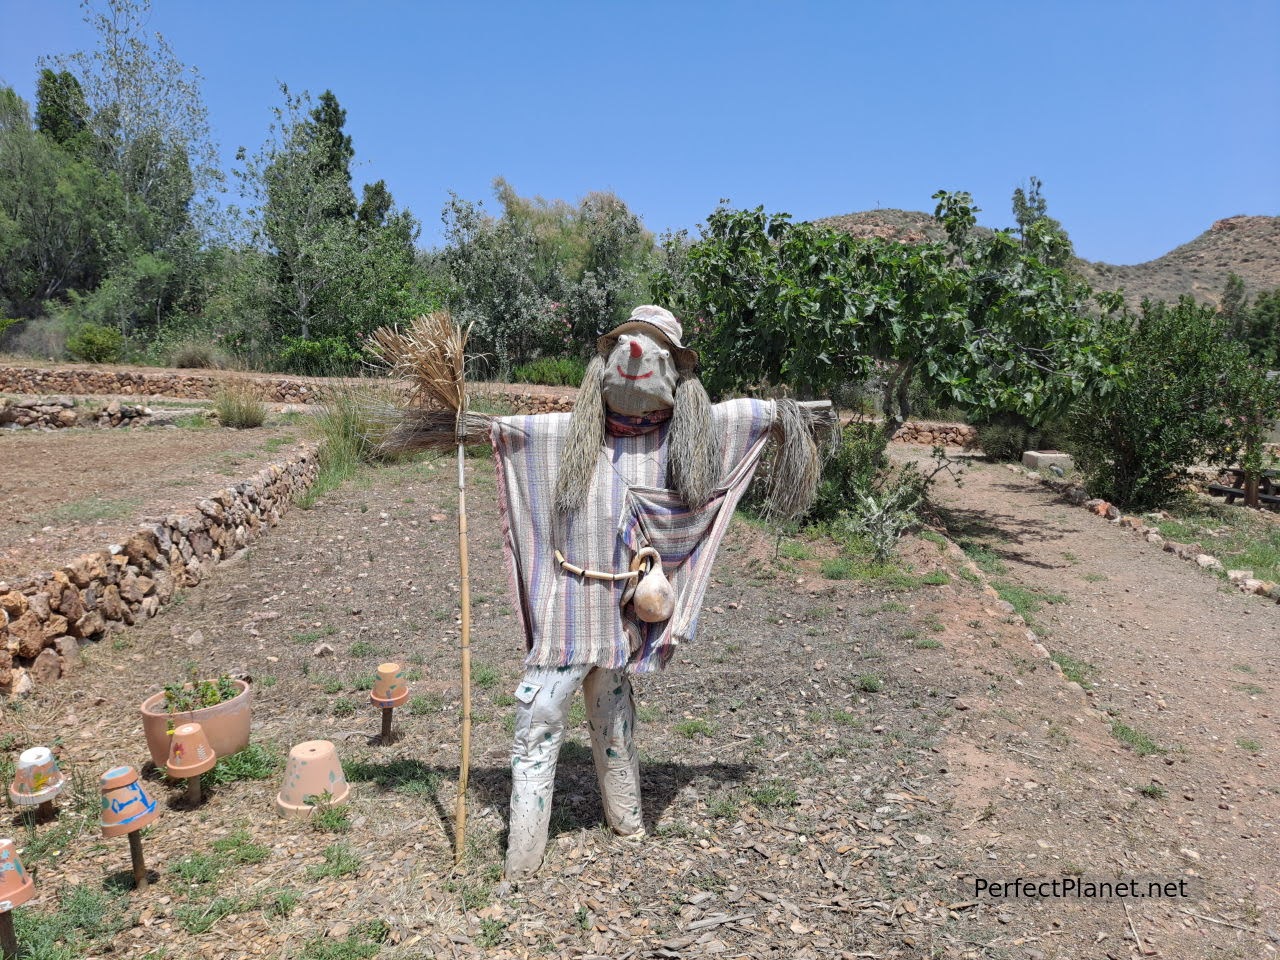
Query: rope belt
xmin=554 ymin=549 xmax=641 ymax=582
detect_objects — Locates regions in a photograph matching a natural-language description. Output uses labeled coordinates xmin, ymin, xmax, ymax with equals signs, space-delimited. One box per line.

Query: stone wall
xmin=889 ymin=420 xmax=978 ymax=447
xmin=0 ymin=395 xmax=151 ymax=430
xmin=0 ymin=364 xmax=579 ymax=413
xmin=0 ymin=445 xmax=319 ymax=696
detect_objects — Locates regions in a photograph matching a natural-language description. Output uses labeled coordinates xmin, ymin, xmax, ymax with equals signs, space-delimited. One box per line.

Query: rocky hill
xmin=813 ymin=210 xmax=1280 ymax=307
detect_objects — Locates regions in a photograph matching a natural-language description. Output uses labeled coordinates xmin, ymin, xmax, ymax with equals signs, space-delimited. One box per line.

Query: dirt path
xmin=906 ymin=450 xmax=1279 ymax=957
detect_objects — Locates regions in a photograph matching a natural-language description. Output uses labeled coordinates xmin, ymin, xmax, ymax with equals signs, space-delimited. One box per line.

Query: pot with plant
xmin=139 ymin=669 xmax=252 ymax=769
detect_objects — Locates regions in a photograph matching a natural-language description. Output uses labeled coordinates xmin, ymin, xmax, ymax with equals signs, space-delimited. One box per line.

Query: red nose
xmin=629 ymin=339 xmax=643 ymax=360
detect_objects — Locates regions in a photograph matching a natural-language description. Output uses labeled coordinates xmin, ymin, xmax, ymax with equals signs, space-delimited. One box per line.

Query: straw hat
xmin=598 ymin=305 xmax=698 ymax=370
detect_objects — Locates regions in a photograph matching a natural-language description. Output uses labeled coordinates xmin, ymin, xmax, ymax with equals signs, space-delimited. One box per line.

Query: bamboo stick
xmin=380 ymin=707 xmax=394 ymax=744
xmin=453 ymin=435 xmax=472 ymax=865
xmin=128 ymin=831 xmax=148 ymax=891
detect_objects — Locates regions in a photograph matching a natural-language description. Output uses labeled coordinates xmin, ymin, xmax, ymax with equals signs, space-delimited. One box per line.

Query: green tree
xmin=441 ymin=180 xmax=655 ymax=374
xmin=34 ymin=69 xmax=92 ymax=155
xmin=1011 ymin=176 xmax=1073 ymax=269
xmin=40 ymin=0 xmax=223 ymax=335
xmin=238 ymin=85 xmax=428 ymax=368
xmin=653 ymin=192 xmax=1100 ymax=440
xmin=0 ymin=87 xmax=119 ymax=315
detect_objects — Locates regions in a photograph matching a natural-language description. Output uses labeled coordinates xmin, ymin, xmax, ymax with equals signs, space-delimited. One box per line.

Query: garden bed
xmin=0 ymin=421 xmax=306 ymax=580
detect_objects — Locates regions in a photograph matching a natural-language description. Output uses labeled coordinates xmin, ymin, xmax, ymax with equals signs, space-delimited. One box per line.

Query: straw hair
xmin=554 ymin=356 xmax=608 ymax=513
xmin=666 ymin=376 xmax=721 ymax=510
xmin=758 ymin=398 xmax=829 ymax=521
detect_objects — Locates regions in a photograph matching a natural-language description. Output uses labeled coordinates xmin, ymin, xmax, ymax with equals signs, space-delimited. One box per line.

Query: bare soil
xmin=0 ymin=423 xmax=305 ymax=580
xmin=2 ymin=447 xmax=1276 ymax=959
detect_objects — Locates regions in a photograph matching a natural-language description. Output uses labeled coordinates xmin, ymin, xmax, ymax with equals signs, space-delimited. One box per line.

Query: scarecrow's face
xmin=599 ymin=332 xmax=679 ymax=416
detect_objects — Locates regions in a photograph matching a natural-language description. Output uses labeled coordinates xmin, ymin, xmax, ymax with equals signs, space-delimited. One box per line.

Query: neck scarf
xmin=605 ymin=407 xmax=673 ymax=437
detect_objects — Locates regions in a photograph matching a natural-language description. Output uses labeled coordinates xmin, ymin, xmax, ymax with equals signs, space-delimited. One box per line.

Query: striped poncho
xmin=491 ymin=398 xmax=776 ymax=674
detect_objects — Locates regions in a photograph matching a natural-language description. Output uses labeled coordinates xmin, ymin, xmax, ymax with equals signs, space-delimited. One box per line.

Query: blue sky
xmin=1 ymin=1 xmax=1277 ymax=265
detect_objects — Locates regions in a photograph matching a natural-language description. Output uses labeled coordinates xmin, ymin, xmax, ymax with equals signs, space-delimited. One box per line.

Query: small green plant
xmin=353 ymin=673 xmax=377 ymax=691
xmin=350 ymin=640 xmax=378 ymax=658
xmin=1110 ymin=721 xmax=1164 ymax=757
xmin=266 ymin=888 xmax=301 ymax=918
xmin=332 ymin=697 xmax=357 ymax=717
xmin=171 ymin=852 xmax=222 ymax=885
xmin=307 ymin=843 xmax=361 ymax=879
xmin=476 ymin=917 xmax=509 ymax=948
xmin=573 ymin=905 xmax=591 ymax=930
xmin=206 ymin=744 xmax=280 ymax=785
xmin=1138 ymin=784 xmax=1167 ymax=799
xmin=778 ymin=540 xmax=814 ymax=561
xmin=750 ymin=779 xmax=799 ymax=808
xmin=856 ymin=674 xmax=884 ymax=693
xmin=162 ymin=670 xmax=241 ymax=716
xmin=175 ymin=896 xmax=244 ymax=934
xmin=310 ymin=795 xmax=352 ymax=833
xmin=472 ymin=663 xmax=500 ymax=689
xmin=321 ymin=677 xmax=344 ymax=694
xmin=674 ymin=719 xmax=715 ymax=738
xmin=212 ymin=382 xmax=266 ymax=428
xmin=1051 ymin=651 xmax=1093 ymax=688
xmin=409 ymin=693 xmax=441 ymax=715
xmin=706 ymin=794 xmax=740 ymax=819
xmin=912 ymin=637 xmax=942 ymax=650
xmin=1237 ymin=737 xmax=1262 ymax=753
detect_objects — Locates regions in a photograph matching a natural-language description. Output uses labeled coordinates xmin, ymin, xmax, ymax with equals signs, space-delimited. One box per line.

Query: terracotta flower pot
xmin=139 ymin=678 xmax=252 ymax=769
xmin=370 ymin=662 xmax=409 ymax=709
xmin=275 ymin=740 xmax=349 ymax=819
xmin=166 ymin=723 xmax=217 ymax=780
xmin=0 ymin=838 xmax=35 ymax=911
xmin=99 ymin=765 xmax=160 ymax=838
xmin=8 ymin=747 xmax=66 ymax=807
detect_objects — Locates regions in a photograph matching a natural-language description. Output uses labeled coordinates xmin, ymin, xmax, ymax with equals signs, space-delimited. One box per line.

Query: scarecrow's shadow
xmin=346 ymin=749 xmax=753 ymax=847
xmin=469 ymin=742 xmax=754 ymax=842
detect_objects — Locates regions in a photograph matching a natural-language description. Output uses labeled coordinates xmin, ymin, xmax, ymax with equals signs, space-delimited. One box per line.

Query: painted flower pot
xmin=166 ymin=723 xmax=217 ymax=780
xmin=275 ymin=740 xmax=349 ymax=819
xmin=139 ymin=678 xmax=252 ymax=769
xmin=370 ymin=662 xmax=409 ymax=709
xmin=8 ymin=747 xmax=66 ymax=807
xmin=99 ymin=765 xmax=159 ymax=838
xmin=0 ymin=838 xmax=35 ymax=911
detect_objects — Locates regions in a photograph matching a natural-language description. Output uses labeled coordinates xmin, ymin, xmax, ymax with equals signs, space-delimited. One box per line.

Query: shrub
xmin=1066 ymin=297 xmax=1273 ymax=509
xmin=809 ymin=420 xmax=887 ymax=523
xmin=278 ymin=335 xmax=366 ymax=375
xmin=213 ymin=383 xmax=267 ymax=429
xmin=840 ymin=482 xmax=923 ymax=563
xmin=976 ymin=421 xmax=1030 ymax=462
xmin=66 ymin=322 xmax=123 ymax=363
xmin=512 ymin=355 xmax=587 ymax=386
xmin=169 ymin=339 xmax=229 ymax=369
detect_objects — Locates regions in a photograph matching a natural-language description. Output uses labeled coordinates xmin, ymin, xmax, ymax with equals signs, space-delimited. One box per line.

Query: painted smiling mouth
xmin=616 ymin=365 xmax=654 ymax=381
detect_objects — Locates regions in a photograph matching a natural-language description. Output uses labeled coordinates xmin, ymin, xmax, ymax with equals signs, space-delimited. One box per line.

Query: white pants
xmin=505 ymin=664 xmax=644 ymax=879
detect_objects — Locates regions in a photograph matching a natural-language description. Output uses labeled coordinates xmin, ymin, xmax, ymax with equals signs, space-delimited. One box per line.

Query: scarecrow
xmin=374 ymin=306 xmax=831 ymax=879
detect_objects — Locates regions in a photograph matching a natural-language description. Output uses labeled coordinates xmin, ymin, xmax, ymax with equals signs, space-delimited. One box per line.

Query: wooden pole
xmin=453 ymin=434 xmax=473 ymax=866
xmin=185 ymin=776 xmax=202 ymax=806
xmin=0 ymin=910 xmax=17 ymax=960
xmin=381 ymin=707 xmax=394 ymax=744
xmin=128 ymin=831 xmax=148 ymax=891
